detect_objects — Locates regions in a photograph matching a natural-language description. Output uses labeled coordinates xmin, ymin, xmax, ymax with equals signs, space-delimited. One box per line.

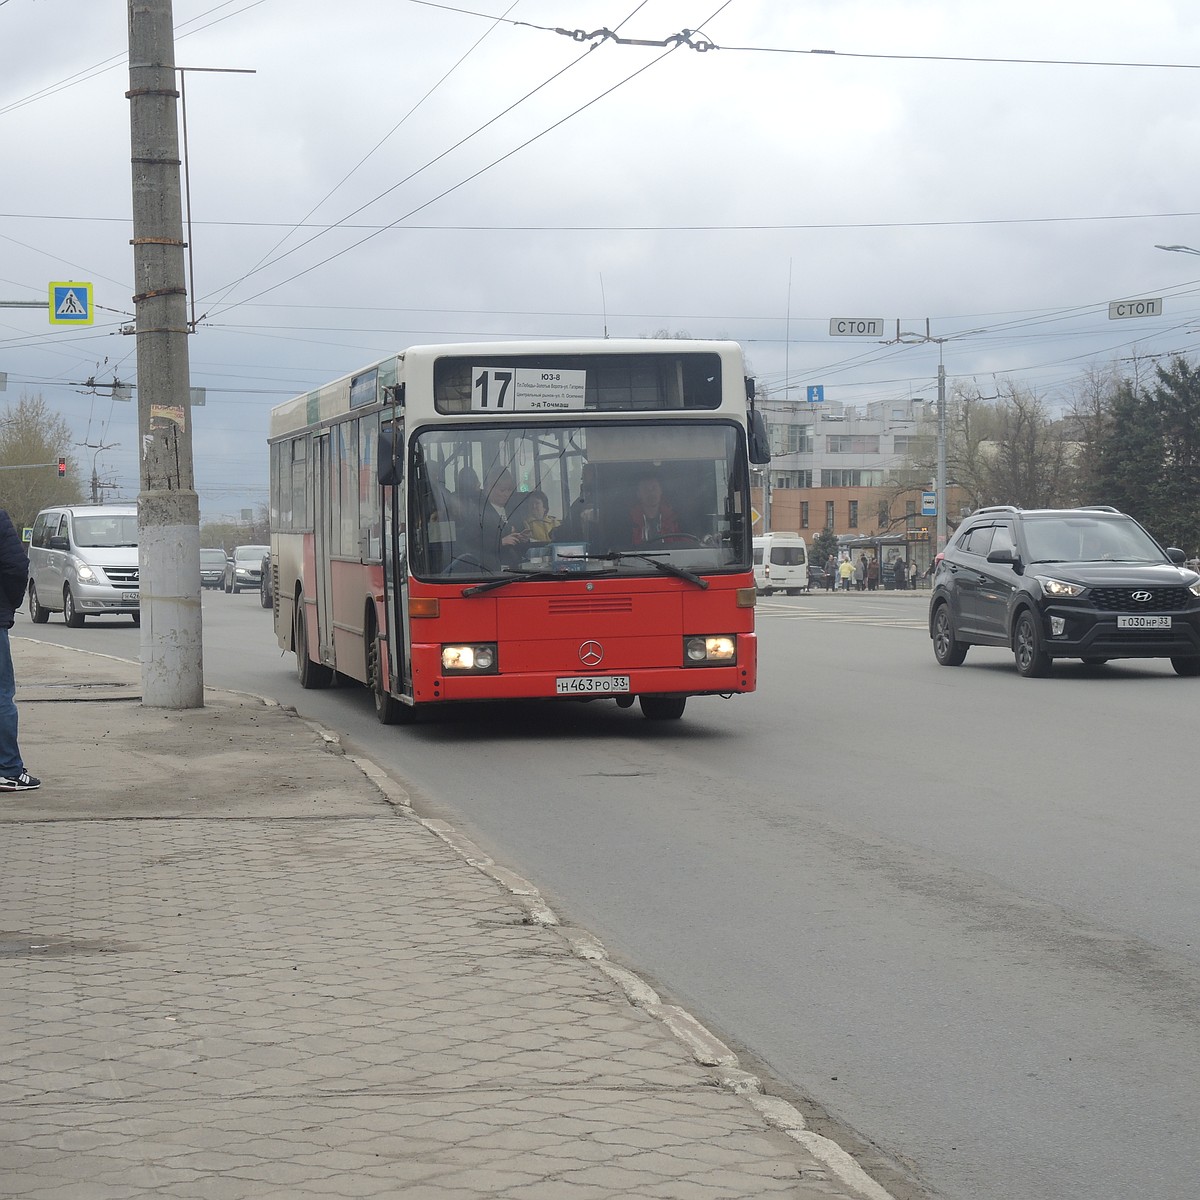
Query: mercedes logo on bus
xmin=579 ymin=640 xmax=604 ymax=667
xmin=1131 ymin=591 xmax=1153 ymax=602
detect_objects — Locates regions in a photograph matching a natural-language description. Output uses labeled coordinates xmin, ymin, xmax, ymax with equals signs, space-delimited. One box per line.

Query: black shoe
xmin=0 ymin=771 xmax=41 ymax=791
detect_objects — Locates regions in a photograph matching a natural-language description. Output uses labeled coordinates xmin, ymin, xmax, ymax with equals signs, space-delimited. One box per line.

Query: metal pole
xmin=936 ymin=358 xmax=947 ymax=553
xmin=127 ymin=0 xmax=203 ymax=708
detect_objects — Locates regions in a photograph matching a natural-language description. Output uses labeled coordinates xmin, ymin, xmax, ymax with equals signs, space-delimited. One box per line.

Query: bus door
xmin=378 ymin=419 xmax=408 ymax=698
xmin=312 ymin=432 xmax=334 ymax=667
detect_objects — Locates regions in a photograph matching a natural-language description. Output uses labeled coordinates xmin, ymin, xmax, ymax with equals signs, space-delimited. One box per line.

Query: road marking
xmin=757 ymin=602 xmax=927 ymax=631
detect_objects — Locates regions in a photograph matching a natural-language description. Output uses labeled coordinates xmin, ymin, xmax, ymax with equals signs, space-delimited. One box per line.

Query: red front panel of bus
xmin=406 ymin=576 xmax=756 ymax=703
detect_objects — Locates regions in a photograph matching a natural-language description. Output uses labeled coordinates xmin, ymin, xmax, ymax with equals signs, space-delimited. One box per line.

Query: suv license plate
xmin=1117 ymin=614 xmax=1170 ymax=629
xmin=556 ymin=675 xmax=630 ymax=695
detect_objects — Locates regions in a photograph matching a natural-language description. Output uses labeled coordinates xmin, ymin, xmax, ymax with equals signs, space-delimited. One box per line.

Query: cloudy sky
xmin=4 ymin=0 xmax=1200 ymax=521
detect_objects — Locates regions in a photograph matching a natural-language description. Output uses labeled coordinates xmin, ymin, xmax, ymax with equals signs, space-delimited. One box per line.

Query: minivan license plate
xmin=122 ymin=592 xmax=138 ymax=602
xmin=1117 ymin=614 xmax=1170 ymax=629
xmin=556 ymin=675 xmax=630 ymax=695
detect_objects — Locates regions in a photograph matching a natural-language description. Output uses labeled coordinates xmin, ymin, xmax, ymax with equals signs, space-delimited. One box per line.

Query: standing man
xmin=0 ymin=507 xmax=39 ymax=790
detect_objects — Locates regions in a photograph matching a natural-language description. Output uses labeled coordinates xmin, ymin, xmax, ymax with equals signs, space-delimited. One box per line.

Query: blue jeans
xmin=0 ymin=626 xmax=24 ymax=776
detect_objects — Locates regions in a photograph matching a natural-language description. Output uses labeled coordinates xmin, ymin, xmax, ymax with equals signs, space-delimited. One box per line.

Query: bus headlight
xmin=441 ymin=643 xmax=498 ymax=672
xmin=684 ymin=635 xmax=736 ymax=665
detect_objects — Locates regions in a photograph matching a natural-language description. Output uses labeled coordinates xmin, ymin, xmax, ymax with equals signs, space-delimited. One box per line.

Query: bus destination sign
xmin=472 ymin=367 xmax=587 ymax=411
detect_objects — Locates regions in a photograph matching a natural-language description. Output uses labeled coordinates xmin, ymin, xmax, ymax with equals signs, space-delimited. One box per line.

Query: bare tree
xmin=0 ymin=393 xmax=84 ymax=529
xmin=985 ymin=384 xmax=1069 ymax=508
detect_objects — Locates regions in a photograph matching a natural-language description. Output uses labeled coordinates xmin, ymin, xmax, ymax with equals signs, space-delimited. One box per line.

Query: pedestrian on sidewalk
xmin=0 ymin=507 xmax=39 ymax=791
xmin=838 ymin=556 xmax=854 ymax=591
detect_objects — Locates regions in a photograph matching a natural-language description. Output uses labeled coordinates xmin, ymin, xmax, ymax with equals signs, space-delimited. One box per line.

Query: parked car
xmin=200 ymin=548 xmax=228 ymax=589
xmin=26 ymin=503 xmax=140 ymax=627
xmin=929 ymin=504 xmax=1200 ymax=677
xmin=807 ymin=562 xmax=830 ymax=589
xmin=223 ymin=544 xmax=269 ymax=594
xmin=259 ymin=552 xmax=273 ymax=609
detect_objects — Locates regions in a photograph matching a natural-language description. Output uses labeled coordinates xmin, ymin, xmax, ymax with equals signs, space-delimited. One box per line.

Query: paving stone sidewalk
xmin=0 ymin=639 xmax=890 ymax=1200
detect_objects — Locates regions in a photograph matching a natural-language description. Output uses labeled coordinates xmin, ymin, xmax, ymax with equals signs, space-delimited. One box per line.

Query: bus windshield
xmin=409 ymin=420 xmax=750 ymax=580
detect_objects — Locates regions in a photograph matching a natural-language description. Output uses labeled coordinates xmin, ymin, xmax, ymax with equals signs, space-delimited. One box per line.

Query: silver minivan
xmin=27 ymin=503 xmax=140 ymax=627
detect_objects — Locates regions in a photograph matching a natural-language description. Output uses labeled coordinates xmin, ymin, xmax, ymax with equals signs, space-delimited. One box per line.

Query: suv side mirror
xmin=1166 ymin=547 xmax=1186 ymax=564
xmin=986 ymin=547 xmax=1019 ymax=567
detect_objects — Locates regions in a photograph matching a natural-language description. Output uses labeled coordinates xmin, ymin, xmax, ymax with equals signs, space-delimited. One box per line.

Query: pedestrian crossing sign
xmin=49 ymin=281 xmax=93 ymax=326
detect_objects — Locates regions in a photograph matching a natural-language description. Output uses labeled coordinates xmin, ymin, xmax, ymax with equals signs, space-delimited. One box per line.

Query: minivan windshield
xmin=73 ymin=514 xmax=138 ymax=548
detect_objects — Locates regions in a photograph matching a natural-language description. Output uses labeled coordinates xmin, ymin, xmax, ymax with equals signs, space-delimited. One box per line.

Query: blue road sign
xmin=49 ymin=282 xmax=93 ymax=326
xmin=921 ymin=491 xmax=937 ymax=516
xmin=807 ymin=385 xmax=825 ymax=403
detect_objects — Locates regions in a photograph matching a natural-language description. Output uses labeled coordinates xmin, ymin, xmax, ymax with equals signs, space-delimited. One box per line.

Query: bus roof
xmin=268 ymin=338 xmax=747 ymax=441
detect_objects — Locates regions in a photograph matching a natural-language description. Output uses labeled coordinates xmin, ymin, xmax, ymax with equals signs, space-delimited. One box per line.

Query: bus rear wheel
xmin=294 ymin=597 xmax=333 ymax=689
xmin=639 ymin=695 xmax=686 ymax=720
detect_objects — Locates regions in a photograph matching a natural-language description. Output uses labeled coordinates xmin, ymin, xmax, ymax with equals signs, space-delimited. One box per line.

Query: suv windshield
xmin=1022 ymin=515 xmax=1166 ymax=564
xmin=408 ymin=420 xmax=750 ymax=581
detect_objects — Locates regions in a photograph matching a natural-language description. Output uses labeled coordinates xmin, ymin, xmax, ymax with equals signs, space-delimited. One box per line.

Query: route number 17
xmin=473 ymin=369 xmax=514 ymax=410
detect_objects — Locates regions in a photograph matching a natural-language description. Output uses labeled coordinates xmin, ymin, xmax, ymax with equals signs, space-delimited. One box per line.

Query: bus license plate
xmin=556 ymin=675 xmax=630 ymax=695
xmin=1117 ymin=614 xmax=1170 ymax=629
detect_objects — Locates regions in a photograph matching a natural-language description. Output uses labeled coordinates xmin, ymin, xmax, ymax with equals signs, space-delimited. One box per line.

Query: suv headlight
xmin=1189 ymin=579 xmax=1200 ymax=598
xmin=1035 ymin=575 xmax=1085 ymax=599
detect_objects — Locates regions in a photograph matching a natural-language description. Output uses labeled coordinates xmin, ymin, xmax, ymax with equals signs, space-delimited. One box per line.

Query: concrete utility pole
xmin=127 ymin=0 xmax=203 ymax=708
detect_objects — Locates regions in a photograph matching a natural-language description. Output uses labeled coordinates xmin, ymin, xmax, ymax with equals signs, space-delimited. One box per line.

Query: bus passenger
xmin=480 ymin=467 xmax=528 ymax=569
xmin=629 ymin=473 xmax=680 ymax=546
xmin=520 ymin=490 xmax=560 ymax=542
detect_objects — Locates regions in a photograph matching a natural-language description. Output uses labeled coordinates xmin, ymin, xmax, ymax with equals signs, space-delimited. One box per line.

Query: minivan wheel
xmin=932 ymin=604 xmax=968 ymax=666
xmin=1171 ymin=655 xmax=1200 ymax=677
xmin=1013 ymin=610 xmax=1051 ymax=677
xmin=63 ymin=585 xmax=85 ymax=628
xmin=27 ymin=583 xmax=49 ymax=625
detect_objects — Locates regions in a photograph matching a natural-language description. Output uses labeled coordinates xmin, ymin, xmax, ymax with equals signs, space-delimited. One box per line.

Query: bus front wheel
xmin=639 ymin=695 xmax=686 ymax=720
xmin=366 ymin=616 xmax=411 ymax=725
xmin=294 ymin=598 xmax=333 ymax=689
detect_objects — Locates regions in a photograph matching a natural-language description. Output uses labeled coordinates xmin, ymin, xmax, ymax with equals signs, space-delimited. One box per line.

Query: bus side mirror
xmin=748 ymin=410 xmax=771 ymax=465
xmin=378 ymin=426 xmax=402 ymax=486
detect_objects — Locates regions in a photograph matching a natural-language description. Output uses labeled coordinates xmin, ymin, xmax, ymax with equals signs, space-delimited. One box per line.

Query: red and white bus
xmin=267 ymin=338 xmax=770 ymax=723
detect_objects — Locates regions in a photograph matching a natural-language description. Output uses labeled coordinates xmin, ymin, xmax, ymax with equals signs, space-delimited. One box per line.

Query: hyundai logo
xmin=579 ymin=640 xmax=603 ymax=667
xmin=1131 ymin=590 xmax=1153 ymax=603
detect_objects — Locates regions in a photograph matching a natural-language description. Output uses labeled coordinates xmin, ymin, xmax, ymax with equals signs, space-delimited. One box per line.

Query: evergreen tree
xmin=1145 ymin=358 xmax=1200 ymax=554
xmin=1095 ymin=379 xmax=1166 ymax=535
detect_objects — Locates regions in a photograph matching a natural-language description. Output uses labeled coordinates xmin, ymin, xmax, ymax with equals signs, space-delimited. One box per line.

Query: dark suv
xmin=928 ymin=505 xmax=1200 ymax=677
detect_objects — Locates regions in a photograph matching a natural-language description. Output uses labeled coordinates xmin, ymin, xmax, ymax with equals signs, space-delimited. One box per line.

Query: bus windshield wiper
xmin=460 ymin=566 xmax=616 ymax=596
xmin=587 ymin=550 xmax=709 ymax=589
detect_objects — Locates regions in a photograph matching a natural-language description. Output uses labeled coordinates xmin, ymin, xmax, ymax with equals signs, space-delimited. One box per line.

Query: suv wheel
xmin=932 ymin=603 xmax=968 ymax=666
xmin=1013 ymin=610 xmax=1051 ymax=677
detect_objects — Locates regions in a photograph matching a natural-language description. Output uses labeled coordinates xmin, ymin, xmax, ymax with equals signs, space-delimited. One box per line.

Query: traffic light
xmin=57 ymin=457 xmax=66 ymax=477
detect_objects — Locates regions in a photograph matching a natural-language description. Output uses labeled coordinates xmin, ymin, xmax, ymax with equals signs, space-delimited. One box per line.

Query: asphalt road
xmin=20 ymin=588 xmax=1200 ymax=1200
